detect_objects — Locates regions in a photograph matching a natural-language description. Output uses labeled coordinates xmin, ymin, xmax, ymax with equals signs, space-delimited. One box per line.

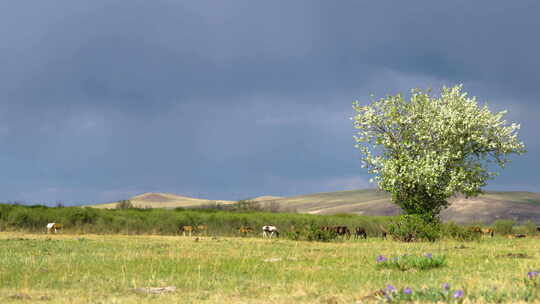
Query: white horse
xmin=46 ymin=223 xmax=62 ymax=234
xmin=262 ymin=225 xmax=279 ymax=238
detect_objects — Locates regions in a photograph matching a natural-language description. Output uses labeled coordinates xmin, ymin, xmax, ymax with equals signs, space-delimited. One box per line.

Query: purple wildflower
xmin=453 ymin=290 xmax=464 ymax=298
xmin=376 ymin=255 xmax=387 ymax=263
xmin=528 ymin=271 xmax=540 ymax=279
xmin=442 ymin=283 xmax=450 ymax=290
xmin=403 ymin=287 xmax=412 ymax=294
xmin=386 ymin=285 xmax=397 ymax=293
xmin=424 ymin=253 xmax=433 ymax=259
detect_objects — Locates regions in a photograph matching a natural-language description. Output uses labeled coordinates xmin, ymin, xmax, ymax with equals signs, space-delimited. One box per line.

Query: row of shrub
xmin=0 ymin=203 xmax=536 ymax=242
xmin=387 ymin=215 xmax=539 ymax=242
xmin=0 ymin=203 xmax=390 ymax=237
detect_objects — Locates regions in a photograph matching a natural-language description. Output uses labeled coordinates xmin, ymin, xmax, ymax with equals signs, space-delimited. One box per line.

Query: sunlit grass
xmin=1 ymin=232 xmax=540 ymax=303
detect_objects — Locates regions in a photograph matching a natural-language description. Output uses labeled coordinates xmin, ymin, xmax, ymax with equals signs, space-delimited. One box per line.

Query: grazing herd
xmin=177 ymin=224 xmax=375 ymax=239
xmin=43 ymin=222 xmax=540 ymax=239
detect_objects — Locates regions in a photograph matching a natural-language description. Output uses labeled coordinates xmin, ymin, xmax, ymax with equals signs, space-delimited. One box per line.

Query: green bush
xmin=281 ymin=223 xmax=341 ymax=242
xmin=388 ymin=214 xmax=441 ymax=242
xmin=65 ymin=208 xmax=98 ymax=226
xmin=520 ymin=220 xmax=538 ymax=235
xmin=493 ymin=219 xmax=515 ymax=235
xmin=115 ymin=200 xmax=134 ymax=209
xmin=305 ymin=224 xmax=339 ymax=242
xmin=6 ymin=208 xmax=46 ymax=230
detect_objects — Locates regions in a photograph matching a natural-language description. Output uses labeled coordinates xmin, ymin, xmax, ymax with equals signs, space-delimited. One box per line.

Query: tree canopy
xmin=352 ymin=85 xmax=526 ymax=217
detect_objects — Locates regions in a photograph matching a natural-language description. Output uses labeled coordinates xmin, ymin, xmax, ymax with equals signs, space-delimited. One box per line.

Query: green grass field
xmin=2 ymin=232 xmax=540 ymax=303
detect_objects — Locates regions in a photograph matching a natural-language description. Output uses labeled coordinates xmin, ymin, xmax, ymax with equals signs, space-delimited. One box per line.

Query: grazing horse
xmin=238 ymin=226 xmax=253 ymax=236
xmin=481 ymin=228 xmax=494 ymax=237
xmin=197 ymin=224 xmax=208 ymax=236
xmin=354 ymin=227 xmax=367 ymax=239
xmin=470 ymin=226 xmax=494 ymax=238
xmin=180 ymin=225 xmax=194 ymax=237
xmin=262 ymin=225 xmax=279 ymax=238
xmin=46 ymin=223 xmax=62 ymax=234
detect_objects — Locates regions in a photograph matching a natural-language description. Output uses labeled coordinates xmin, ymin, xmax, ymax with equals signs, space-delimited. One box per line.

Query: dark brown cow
xmin=334 ymin=226 xmax=351 ymax=238
xmin=354 ymin=227 xmax=367 ymax=239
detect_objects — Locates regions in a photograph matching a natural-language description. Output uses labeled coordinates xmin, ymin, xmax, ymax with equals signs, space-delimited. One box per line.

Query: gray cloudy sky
xmin=1 ymin=1 xmax=538 ymax=205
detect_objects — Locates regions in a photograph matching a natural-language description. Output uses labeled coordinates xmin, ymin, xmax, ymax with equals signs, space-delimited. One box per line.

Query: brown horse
xmin=481 ymin=228 xmax=494 ymax=237
xmin=179 ymin=225 xmax=194 ymax=237
xmin=238 ymin=226 xmax=253 ymax=236
xmin=196 ymin=224 xmax=208 ymax=236
xmin=470 ymin=226 xmax=494 ymax=237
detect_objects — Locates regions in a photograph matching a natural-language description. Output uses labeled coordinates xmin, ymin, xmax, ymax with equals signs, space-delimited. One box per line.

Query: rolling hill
xmin=262 ymin=189 xmax=540 ymax=224
xmin=88 ymin=189 xmax=540 ymax=224
xmin=89 ymin=192 xmax=235 ymax=209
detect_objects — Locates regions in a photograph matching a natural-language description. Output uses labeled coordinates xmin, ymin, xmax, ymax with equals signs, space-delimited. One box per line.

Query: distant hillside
xmin=267 ymin=189 xmax=540 ymax=224
xmin=440 ymin=192 xmax=540 ymax=224
xmin=88 ymin=190 xmax=540 ymax=224
xmin=89 ymin=192 xmax=235 ymax=209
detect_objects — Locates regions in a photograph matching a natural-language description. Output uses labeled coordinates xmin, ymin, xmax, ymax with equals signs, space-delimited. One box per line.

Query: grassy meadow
xmin=2 ymin=232 xmax=540 ymax=303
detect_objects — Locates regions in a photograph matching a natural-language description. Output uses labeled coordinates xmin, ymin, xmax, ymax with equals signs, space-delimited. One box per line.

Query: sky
xmin=1 ymin=1 xmax=539 ymax=205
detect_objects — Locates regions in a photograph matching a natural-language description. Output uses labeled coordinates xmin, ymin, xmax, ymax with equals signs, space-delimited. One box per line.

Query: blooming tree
xmin=352 ymin=85 xmax=526 ymax=217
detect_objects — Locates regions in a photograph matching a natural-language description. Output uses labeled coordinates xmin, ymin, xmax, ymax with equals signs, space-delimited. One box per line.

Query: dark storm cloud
xmin=0 ymin=1 xmax=538 ymax=204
